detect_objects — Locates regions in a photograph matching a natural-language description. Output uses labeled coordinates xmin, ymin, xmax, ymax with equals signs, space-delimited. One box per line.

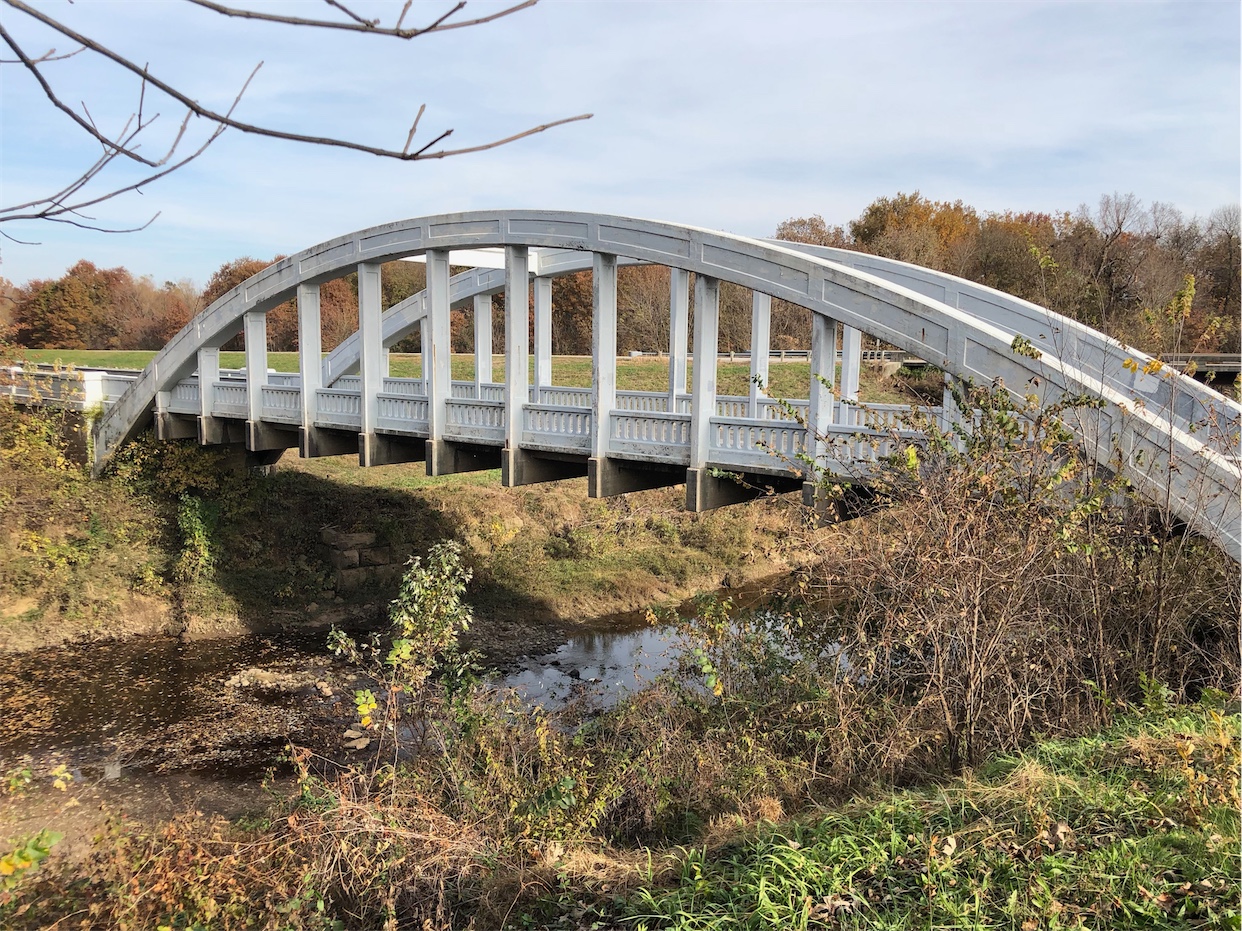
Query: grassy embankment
xmin=3 ymin=349 xmax=931 ymax=648
xmin=3 ymin=692 xmax=1236 ymax=929
xmin=0 ymin=373 xmax=1237 ymax=929
xmin=617 ymin=702 xmax=1240 ymax=930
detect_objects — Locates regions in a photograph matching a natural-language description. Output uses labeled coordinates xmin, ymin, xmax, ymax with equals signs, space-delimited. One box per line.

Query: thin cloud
xmin=1 ymin=0 xmax=1236 ymax=285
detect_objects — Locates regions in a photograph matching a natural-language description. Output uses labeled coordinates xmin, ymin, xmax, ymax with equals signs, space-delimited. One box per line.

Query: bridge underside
xmin=57 ymin=210 xmax=1240 ymax=560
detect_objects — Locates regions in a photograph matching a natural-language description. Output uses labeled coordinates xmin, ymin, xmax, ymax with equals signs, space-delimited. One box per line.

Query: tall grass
xmin=2 ymin=381 xmax=1237 ymax=929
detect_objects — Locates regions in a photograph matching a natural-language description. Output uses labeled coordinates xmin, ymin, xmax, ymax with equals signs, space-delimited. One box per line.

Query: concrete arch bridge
xmin=15 ymin=211 xmax=1240 ymax=561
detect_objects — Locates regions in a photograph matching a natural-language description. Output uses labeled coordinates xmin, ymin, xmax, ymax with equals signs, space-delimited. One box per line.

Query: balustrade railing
xmin=260 ymin=385 xmax=302 ymax=424
xmin=167 ymin=379 xmax=200 ymax=413
xmin=102 ymin=374 xmax=136 ymax=401
xmin=444 ymin=399 xmax=505 ymax=443
xmin=5 ymin=362 xmax=967 ymax=488
xmin=616 ymin=390 xmax=670 ymax=413
xmin=535 ymin=385 xmax=591 ymax=407
xmin=376 ymin=394 xmax=429 ymax=434
xmin=382 ymin=377 xmax=425 ymax=396
xmin=315 ymin=388 xmax=362 ymax=429
xmin=450 ymin=380 xmax=504 ymax=401
xmin=709 ymin=417 xmax=808 ymax=473
xmin=523 ymin=404 xmax=592 ymax=452
xmin=610 ymin=411 xmax=691 ymax=464
xmin=211 ymin=382 xmax=248 ymax=418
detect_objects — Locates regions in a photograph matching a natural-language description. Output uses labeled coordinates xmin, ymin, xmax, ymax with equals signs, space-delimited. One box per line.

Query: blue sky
xmin=2 ymin=0 xmax=1238 ymax=287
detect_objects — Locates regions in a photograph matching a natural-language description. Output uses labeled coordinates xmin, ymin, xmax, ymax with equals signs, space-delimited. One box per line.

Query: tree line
xmin=3 ymin=192 xmax=1238 ymax=359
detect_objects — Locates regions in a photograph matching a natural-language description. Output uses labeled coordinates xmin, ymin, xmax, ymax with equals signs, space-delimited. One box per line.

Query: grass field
xmin=612 ymin=702 xmax=1241 ymax=930
xmin=16 ymin=349 xmax=931 ymax=404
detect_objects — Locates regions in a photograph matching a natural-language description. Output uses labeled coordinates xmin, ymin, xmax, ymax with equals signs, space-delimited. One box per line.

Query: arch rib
xmin=91 ymin=211 xmax=1241 ymax=561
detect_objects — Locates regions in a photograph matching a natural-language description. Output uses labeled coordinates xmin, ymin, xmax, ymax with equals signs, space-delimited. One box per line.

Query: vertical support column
xmin=358 ymin=264 xmax=423 ymax=467
xmin=244 ymin=311 xmax=268 ymax=421
xmin=803 ymin=313 xmax=839 ymax=507
xmin=840 ymin=325 xmax=862 ymax=426
xmin=357 ymin=262 xmax=383 ymax=465
xmin=197 ymin=346 xmax=222 ymax=445
xmin=419 ymin=318 xmax=430 ymax=395
xmin=533 ymin=275 xmax=553 ymax=400
xmin=591 ymin=254 xmax=618 ymax=459
xmin=748 ymin=291 xmax=771 ymax=416
xmin=686 ymin=275 xmax=753 ymax=511
xmin=298 ymin=284 xmax=334 ymax=457
xmin=668 ymin=267 xmax=690 ymax=412
xmin=587 ymin=252 xmax=654 ymax=497
xmin=500 ymin=246 xmax=531 ymax=486
xmin=244 ymin=310 xmax=285 ymax=453
xmin=688 ymin=275 xmax=719 ymax=471
xmin=425 ymin=249 xmax=453 ymax=475
xmin=474 ymin=294 xmax=493 ymax=388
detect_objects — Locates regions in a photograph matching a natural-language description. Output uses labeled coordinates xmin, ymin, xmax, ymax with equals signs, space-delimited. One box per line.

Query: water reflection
xmin=501 ymin=624 xmax=683 ymax=707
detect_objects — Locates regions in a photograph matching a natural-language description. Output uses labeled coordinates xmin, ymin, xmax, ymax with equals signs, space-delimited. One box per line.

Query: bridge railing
xmin=710 ymin=417 xmax=808 ymax=473
xmin=260 ymin=385 xmax=302 ymax=424
xmin=211 ymin=382 xmax=249 ymax=418
xmin=376 ymin=394 xmax=428 ymax=434
xmin=610 ymin=411 xmax=692 ymax=465
xmin=445 ymin=398 xmax=505 ymax=445
xmin=315 ymin=388 xmax=362 ymax=430
xmin=523 ymin=404 xmax=592 ymax=453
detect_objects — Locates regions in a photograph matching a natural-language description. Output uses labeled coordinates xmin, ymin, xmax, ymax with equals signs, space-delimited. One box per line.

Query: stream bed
xmin=0 ymin=580 xmax=781 ymax=782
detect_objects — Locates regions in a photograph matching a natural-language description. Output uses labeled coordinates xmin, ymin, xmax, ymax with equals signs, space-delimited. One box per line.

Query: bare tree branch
xmin=6 ymin=0 xmax=589 ymax=163
xmin=0 ymin=20 xmax=157 ymax=165
xmin=0 ymin=43 xmax=83 ymax=64
xmin=184 ymin=0 xmax=537 ymax=37
xmin=0 ymin=228 xmax=42 ymax=245
xmin=0 ymin=0 xmax=591 ymax=234
xmin=414 ymin=114 xmax=592 ymax=159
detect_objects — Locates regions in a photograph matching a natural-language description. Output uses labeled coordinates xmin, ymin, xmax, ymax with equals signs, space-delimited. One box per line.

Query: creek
xmin=0 ymin=581 xmax=780 ymax=783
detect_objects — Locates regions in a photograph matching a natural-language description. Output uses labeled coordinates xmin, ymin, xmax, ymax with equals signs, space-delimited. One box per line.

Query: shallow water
xmin=0 ymin=633 xmax=326 ymax=767
xmin=502 ymin=623 xmax=683 ymax=707
xmin=0 ymin=579 xmax=782 ymax=775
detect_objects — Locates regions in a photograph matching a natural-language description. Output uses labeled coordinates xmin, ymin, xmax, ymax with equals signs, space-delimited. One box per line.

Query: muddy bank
xmin=0 ymin=576 xmax=789 ymax=871
xmin=0 ymin=541 xmax=800 ymax=655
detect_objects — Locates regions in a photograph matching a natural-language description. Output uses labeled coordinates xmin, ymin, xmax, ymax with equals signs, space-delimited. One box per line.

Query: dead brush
xmin=279 ymin=766 xmax=499 ymax=929
xmin=799 ymin=384 xmax=1240 ymax=775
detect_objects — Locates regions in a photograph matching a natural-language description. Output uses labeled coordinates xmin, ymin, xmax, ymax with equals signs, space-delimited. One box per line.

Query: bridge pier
xmin=198 ymin=415 xmax=244 ymax=447
xmin=246 ymin=420 xmax=298 ymax=454
xmin=505 ymin=448 xmax=588 ymax=487
xmin=359 ymin=433 xmax=425 ymax=468
xmin=801 ymin=480 xmax=879 ymax=523
xmin=687 ymin=468 xmax=801 ymax=511
xmin=300 ymin=426 xmax=356 ymax=459
xmin=428 ymin=439 xmax=501 ymax=476
xmin=156 ymin=412 xmax=197 ymax=441
xmin=588 ymin=457 xmax=681 ymax=497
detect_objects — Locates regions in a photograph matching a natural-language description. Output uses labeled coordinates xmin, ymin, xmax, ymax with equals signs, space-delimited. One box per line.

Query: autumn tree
xmin=775 ymin=191 xmax=1240 ymax=357
xmin=773 ymin=215 xmax=850 ymax=248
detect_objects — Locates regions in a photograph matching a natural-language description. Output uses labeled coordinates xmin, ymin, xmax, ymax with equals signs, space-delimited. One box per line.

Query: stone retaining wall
xmin=321 ymin=527 xmax=404 ymax=591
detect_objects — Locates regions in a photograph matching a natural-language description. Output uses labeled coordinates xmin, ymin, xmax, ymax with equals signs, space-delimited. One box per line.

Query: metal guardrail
xmin=1156 ymin=353 xmax=1242 ymax=375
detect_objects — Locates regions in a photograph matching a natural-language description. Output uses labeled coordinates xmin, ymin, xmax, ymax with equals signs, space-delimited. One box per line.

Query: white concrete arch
xmin=90 ymin=211 xmax=1241 ymax=560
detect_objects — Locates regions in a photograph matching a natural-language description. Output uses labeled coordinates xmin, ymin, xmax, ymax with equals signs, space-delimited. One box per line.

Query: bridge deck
xmin=6 ymin=366 xmax=929 ymax=487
